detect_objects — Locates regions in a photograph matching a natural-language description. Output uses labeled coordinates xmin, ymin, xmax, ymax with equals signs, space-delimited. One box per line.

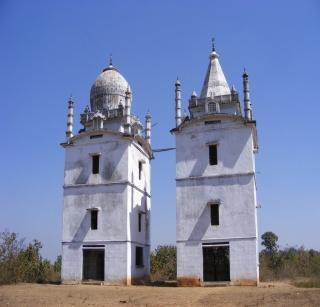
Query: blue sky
xmin=0 ymin=0 xmax=319 ymax=261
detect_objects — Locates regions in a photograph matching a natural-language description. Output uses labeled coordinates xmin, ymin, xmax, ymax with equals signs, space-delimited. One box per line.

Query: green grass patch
xmin=293 ymin=280 xmax=320 ymax=288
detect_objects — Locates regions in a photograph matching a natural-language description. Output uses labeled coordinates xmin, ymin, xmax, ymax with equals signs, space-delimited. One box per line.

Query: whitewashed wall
xmin=175 ymin=117 xmax=258 ymax=285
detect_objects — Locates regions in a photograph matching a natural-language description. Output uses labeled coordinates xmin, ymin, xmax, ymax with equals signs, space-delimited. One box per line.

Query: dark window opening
xmin=136 ymin=246 xmax=143 ymax=267
xmin=90 ymin=134 xmax=103 ymax=139
xmin=205 ymin=120 xmax=221 ymax=125
xmin=209 ymin=144 xmax=218 ymax=165
xmin=91 ymin=210 xmax=98 ymax=230
xmin=138 ymin=213 xmax=142 ymax=232
xmin=138 ymin=161 xmax=142 ymax=180
xmin=92 ymin=155 xmax=100 ymax=174
xmin=210 ymin=204 xmax=219 ymax=226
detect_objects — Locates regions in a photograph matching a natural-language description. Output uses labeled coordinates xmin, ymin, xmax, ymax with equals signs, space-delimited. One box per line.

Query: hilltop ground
xmin=0 ymin=282 xmax=319 ymax=306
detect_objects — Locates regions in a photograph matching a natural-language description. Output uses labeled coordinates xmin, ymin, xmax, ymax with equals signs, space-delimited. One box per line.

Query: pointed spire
xmin=200 ymin=40 xmax=230 ymax=98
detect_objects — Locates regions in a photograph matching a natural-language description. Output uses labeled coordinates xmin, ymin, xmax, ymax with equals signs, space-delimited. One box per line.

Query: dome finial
xmin=109 ymin=53 xmax=113 ymax=66
xmin=211 ymin=37 xmax=216 ymax=52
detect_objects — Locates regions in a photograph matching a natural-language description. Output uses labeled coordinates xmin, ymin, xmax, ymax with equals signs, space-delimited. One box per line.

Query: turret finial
xmin=211 ymin=37 xmax=216 ymax=52
xmin=109 ymin=53 xmax=113 ymax=66
xmin=66 ymin=95 xmax=74 ymax=142
xmin=243 ymin=68 xmax=252 ymax=120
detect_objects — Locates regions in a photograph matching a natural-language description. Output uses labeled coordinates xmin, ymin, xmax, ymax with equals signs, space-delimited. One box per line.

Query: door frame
xmin=202 ymin=242 xmax=230 ymax=282
xmin=82 ymin=246 xmax=105 ymax=281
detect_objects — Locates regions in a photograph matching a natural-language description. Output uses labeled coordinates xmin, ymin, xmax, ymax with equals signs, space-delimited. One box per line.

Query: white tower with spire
xmin=172 ymin=42 xmax=259 ymax=286
xmin=61 ymin=59 xmax=153 ymax=285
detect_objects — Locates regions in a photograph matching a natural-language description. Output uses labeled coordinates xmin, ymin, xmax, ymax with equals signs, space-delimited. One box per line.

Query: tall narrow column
xmin=243 ymin=69 xmax=252 ymax=120
xmin=175 ymin=78 xmax=182 ymax=127
xmin=124 ymin=86 xmax=131 ymax=134
xmin=145 ymin=111 xmax=151 ymax=144
xmin=66 ymin=96 xmax=74 ymax=143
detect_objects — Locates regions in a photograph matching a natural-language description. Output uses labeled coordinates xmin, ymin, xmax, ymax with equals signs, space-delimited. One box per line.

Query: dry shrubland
xmin=1 ymin=230 xmax=319 ymax=287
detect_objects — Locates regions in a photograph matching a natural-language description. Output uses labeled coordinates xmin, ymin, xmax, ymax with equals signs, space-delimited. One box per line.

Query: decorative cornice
xmin=63 ymin=180 xmax=151 ymax=197
xmin=177 ymin=236 xmax=257 ymax=243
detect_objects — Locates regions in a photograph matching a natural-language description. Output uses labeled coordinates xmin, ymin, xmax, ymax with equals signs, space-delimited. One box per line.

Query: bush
xmin=260 ymin=232 xmax=320 ymax=281
xmin=150 ymin=245 xmax=176 ymax=281
xmin=0 ymin=230 xmax=60 ymax=284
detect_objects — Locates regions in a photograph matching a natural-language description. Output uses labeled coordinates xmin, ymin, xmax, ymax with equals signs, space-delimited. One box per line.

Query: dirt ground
xmin=0 ymin=282 xmax=319 ymax=307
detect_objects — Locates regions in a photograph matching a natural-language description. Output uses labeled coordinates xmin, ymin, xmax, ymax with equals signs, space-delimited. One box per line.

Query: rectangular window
xmin=136 ymin=246 xmax=143 ymax=267
xmin=92 ymin=155 xmax=100 ymax=174
xmin=90 ymin=134 xmax=103 ymax=139
xmin=138 ymin=213 xmax=142 ymax=232
xmin=91 ymin=210 xmax=98 ymax=230
xmin=205 ymin=120 xmax=221 ymax=125
xmin=208 ymin=102 xmax=216 ymax=113
xmin=210 ymin=204 xmax=219 ymax=226
xmin=138 ymin=161 xmax=143 ymax=180
xmin=209 ymin=144 xmax=218 ymax=165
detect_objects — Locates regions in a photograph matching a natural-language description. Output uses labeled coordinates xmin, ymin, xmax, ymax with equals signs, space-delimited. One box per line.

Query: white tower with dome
xmin=61 ymin=59 xmax=152 ymax=285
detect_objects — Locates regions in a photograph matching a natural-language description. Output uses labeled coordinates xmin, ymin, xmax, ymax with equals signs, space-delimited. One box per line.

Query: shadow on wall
xmin=128 ymin=183 xmax=151 ymax=280
xmin=70 ymin=212 xmax=91 ymax=248
xmin=183 ymin=174 xmax=252 ymax=246
xmin=66 ymin=141 xmax=127 ymax=184
xmin=75 ymin=160 xmax=89 ymax=184
xmin=102 ymin=141 xmax=124 ymax=181
xmin=186 ymin=204 xmax=210 ymax=245
xmin=187 ymin=130 xmax=250 ymax=177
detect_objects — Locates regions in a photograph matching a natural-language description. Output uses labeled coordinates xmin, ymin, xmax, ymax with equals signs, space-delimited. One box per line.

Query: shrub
xmin=150 ymin=245 xmax=176 ymax=281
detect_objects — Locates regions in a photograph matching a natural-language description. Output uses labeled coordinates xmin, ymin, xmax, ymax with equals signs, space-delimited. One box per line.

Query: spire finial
xmin=211 ymin=37 xmax=216 ymax=52
xmin=109 ymin=53 xmax=113 ymax=66
xmin=243 ymin=67 xmax=248 ymax=77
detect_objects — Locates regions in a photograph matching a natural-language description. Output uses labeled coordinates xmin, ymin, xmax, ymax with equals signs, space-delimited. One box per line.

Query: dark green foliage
xmin=150 ymin=245 xmax=176 ymax=281
xmin=294 ymin=279 xmax=320 ymax=288
xmin=260 ymin=231 xmax=320 ymax=284
xmin=54 ymin=255 xmax=62 ymax=273
xmin=261 ymin=231 xmax=279 ymax=253
xmin=0 ymin=231 xmax=59 ymax=284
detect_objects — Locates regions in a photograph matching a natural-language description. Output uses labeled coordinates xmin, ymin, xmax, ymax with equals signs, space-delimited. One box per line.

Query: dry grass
xmin=0 ymin=282 xmax=320 ymax=306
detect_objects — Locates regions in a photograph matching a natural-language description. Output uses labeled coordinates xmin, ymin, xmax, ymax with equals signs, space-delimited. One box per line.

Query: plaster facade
xmin=61 ymin=62 xmax=152 ymax=285
xmin=173 ymin=46 xmax=259 ymax=286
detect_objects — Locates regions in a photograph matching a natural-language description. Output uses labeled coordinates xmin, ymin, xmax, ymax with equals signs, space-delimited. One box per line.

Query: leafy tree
xmin=18 ymin=239 xmax=50 ymax=283
xmin=261 ymin=231 xmax=279 ymax=253
xmin=0 ymin=231 xmax=54 ymax=284
xmin=54 ymin=255 xmax=62 ymax=273
xmin=150 ymin=245 xmax=176 ymax=281
xmin=0 ymin=231 xmax=24 ymax=284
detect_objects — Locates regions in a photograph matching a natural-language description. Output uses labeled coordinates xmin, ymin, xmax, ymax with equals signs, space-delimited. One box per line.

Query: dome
xmin=90 ymin=64 xmax=131 ymax=112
